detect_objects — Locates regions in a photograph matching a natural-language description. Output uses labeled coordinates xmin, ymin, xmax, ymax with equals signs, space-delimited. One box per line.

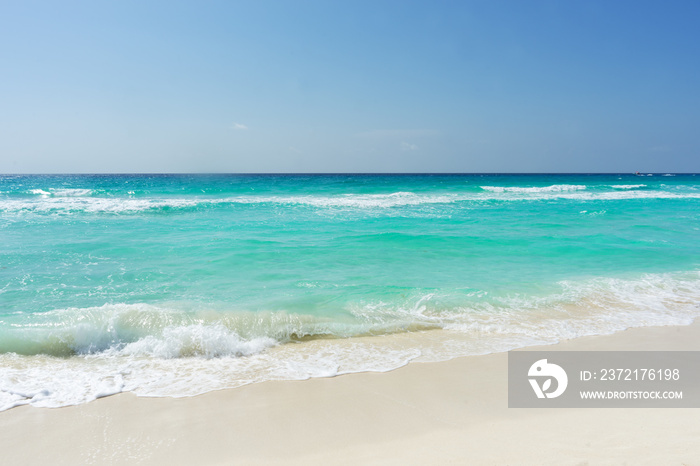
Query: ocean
xmin=1 ymin=173 xmax=699 ymax=410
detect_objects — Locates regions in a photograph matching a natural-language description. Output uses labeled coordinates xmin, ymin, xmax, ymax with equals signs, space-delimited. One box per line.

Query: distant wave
xmin=480 ymin=184 xmax=587 ymax=193
xmin=609 ymin=184 xmax=647 ymax=189
xmin=554 ymin=191 xmax=700 ymax=200
xmin=0 ymin=193 xmax=460 ymax=214
xmin=1 ymin=187 xmax=700 ymax=215
xmin=29 ymin=188 xmax=96 ymax=198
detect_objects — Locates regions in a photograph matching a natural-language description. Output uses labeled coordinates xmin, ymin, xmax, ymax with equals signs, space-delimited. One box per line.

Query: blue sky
xmin=1 ymin=0 xmax=699 ymax=173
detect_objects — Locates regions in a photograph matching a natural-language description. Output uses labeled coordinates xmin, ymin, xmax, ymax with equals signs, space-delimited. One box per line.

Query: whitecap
xmin=480 ymin=184 xmax=587 ymax=193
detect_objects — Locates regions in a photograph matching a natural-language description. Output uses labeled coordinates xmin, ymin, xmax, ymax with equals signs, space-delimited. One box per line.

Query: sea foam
xmin=2 ymin=187 xmax=700 ymax=215
xmin=2 ymin=271 xmax=699 ymax=411
xmin=480 ymin=184 xmax=587 ymax=193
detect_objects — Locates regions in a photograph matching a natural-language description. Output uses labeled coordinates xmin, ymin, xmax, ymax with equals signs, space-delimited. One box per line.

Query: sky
xmin=1 ymin=0 xmax=699 ymax=173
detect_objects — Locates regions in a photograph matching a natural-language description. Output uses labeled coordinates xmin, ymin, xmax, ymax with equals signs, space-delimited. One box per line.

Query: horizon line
xmin=1 ymin=172 xmax=696 ymax=176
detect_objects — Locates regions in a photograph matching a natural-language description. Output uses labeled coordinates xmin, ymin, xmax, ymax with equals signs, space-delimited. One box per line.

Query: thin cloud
xmin=401 ymin=142 xmax=419 ymax=151
xmin=356 ymin=129 xmax=438 ymax=139
xmin=232 ymin=122 xmax=249 ymax=131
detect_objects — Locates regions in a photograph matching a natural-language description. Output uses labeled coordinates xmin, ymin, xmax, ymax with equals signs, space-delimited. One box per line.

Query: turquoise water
xmin=1 ymin=174 xmax=699 ymax=409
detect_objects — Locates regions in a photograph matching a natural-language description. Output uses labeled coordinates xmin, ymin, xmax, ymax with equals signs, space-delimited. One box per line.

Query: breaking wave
xmin=1 ymin=187 xmax=699 ymax=215
xmin=480 ymin=184 xmax=587 ymax=193
xmin=1 ymin=271 xmax=699 ymax=410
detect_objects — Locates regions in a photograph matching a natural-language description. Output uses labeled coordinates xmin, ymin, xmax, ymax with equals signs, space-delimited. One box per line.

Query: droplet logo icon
xmin=528 ymin=359 xmax=568 ymax=399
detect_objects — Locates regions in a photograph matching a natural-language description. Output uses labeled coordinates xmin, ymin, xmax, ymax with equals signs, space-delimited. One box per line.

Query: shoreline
xmin=2 ymin=321 xmax=700 ymax=465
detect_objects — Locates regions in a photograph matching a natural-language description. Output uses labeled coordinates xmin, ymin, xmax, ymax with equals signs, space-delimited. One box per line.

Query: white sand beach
xmin=2 ymin=322 xmax=699 ymax=466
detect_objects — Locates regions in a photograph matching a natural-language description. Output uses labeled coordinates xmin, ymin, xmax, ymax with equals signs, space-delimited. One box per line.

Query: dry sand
xmin=2 ymin=322 xmax=700 ymax=465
